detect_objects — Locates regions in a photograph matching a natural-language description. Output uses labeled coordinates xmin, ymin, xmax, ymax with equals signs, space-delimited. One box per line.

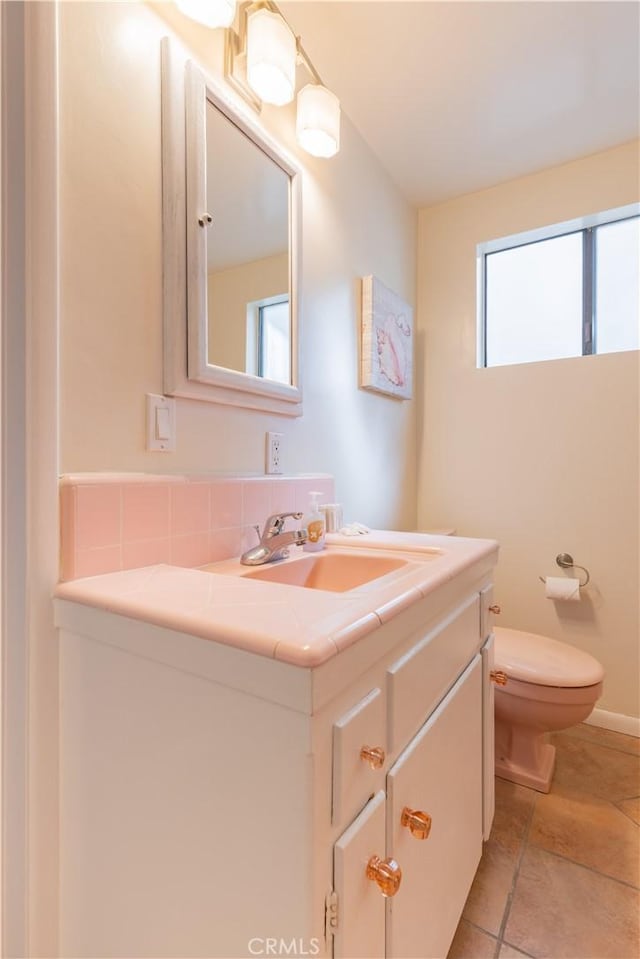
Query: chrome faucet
xmin=240 ymin=511 xmax=308 ymax=566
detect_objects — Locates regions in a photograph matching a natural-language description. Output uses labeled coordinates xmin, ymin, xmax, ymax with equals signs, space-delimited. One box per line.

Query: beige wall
xmin=417 ymin=141 xmax=640 ymax=718
xmin=59 ymin=1 xmax=417 ymax=530
xmin=208 ymin=252 xmax=288 ymax=371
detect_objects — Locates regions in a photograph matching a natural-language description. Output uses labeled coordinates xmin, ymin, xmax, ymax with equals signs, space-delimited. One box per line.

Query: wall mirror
xmin=161 ymin=39 xmax=302 ymax=415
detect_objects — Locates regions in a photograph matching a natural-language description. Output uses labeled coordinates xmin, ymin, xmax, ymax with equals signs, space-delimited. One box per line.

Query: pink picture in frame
xmin=361 ymin=275 xmax=413 ymax=399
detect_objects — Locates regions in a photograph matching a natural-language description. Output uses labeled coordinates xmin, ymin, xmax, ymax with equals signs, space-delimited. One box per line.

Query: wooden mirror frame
xmin=161 ymin=38 xmax=303 ymax=416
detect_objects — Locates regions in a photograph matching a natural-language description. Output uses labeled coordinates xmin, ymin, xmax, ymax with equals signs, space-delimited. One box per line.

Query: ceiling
xmin=281 ymin=1 xmax=640 ymax=207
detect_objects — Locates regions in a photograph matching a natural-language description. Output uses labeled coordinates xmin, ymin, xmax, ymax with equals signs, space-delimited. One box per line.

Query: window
xmin=245 ymin=295 xmax=291 ymax=384
xmin=478 ymin=205 xmax=639 ymax=368
xmin=258 ymin=299 xmax=290 ymax=383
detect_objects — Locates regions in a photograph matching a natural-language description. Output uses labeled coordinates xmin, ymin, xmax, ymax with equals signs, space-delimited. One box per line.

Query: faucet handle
xmin=263 ymin=511 xmax=303 ymax=537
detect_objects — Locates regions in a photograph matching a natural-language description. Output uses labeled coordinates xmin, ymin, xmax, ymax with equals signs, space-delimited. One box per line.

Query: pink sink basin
xmin=242 ymin=552 xmax=408 ymax=592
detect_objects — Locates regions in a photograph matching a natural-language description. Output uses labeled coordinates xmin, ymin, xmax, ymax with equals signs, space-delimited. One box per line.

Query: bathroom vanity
xmin=54 ymin=532 xmax=498 ymax=958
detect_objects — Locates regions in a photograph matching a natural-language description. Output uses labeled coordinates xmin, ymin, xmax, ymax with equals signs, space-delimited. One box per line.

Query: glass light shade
xmin=175 ymin=0 xmax=236 ymax=29
xmin=246 ymin=9 xmax=296 ymax=106
xmin=296 ymin=84 xmax=341 ymax=158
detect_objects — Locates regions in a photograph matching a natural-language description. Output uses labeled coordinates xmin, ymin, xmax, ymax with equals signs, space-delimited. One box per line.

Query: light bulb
xmin=175 ymin=0 xmax=236 ymax=29
xmin=246 ymin=8 xmax=296 ymax=106
xmin=296 ymin=84 xmax=341 ymax=158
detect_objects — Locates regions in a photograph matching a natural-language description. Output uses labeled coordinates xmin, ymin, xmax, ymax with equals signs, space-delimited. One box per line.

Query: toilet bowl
xmin=493 ymin=627 xmax=604 ymax=793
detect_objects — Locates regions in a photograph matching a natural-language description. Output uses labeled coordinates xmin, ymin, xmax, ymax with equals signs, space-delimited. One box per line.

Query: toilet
xmin=493 ymin=627 xmax=604 ymax=793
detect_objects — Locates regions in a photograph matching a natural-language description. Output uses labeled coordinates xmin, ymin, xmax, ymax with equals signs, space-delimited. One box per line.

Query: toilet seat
xmin=494 ymin=674 xmax=603 ymax=705
xmin=494 ymin=627 xmax=604 ymax=688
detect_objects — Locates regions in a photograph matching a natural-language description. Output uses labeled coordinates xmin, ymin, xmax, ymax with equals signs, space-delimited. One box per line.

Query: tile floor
xmin=447 ymin=723 xmax=640 ymax=959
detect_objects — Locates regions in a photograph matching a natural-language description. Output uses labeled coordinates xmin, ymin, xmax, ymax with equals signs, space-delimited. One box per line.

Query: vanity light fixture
xmin=174 ymin=0 xmax=341 ymax=157
xmin=175 ymin=0 xmax=237 ymax=29
xmin=246 ymin=6 xmax=296 ymax=106
xmin=296 ymin=83 xmax=340 ymax=158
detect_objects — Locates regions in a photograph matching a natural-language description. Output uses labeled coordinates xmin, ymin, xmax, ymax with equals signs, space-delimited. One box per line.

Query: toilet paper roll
xmin=544 ymin=576 xmax=581 ymax=601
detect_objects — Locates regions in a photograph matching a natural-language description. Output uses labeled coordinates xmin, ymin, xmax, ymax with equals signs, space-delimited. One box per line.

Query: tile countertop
xmin=53 ymin=531 xmax=499 ymax=667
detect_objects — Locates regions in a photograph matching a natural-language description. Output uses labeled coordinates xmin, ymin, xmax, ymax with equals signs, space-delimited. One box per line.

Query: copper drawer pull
xmin=401 ymin=807 xmax=432 ymax=840
xmin=488 ymin=604 xmax=501 ymax=614
xmin=366 ymin=856 xmax=402 ymax=897
xmin=360 ymin=746 xmax=385 ymax=769
xmin=490 ymin=670 xmax=508 ymax=686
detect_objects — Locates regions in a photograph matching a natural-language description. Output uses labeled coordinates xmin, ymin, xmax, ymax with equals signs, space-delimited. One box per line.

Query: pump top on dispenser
xmin=302 ymin=491 xmax=326 ymax=552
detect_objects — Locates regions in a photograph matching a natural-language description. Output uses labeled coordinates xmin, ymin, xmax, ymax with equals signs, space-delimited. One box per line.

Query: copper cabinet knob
xmin=360 ymin=745 xmax=385 ymax=769
xmin=366 ymin=856 xmax=402 ymax=897
xmin=490 ymin=670 xmax=508 ymax=686
xmin=488 ymin=604 xmax=501 ymax=614
xmin=401 ymin=807 xmax=432 ymax=840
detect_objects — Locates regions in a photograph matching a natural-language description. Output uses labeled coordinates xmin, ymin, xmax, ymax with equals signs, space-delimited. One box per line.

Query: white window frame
xmin=477 ymin=202 xmax=640 ymax=368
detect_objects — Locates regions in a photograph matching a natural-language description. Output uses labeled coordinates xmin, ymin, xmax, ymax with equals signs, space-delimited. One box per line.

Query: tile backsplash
xmin=60 ymin=473 xmax=334 ymax=581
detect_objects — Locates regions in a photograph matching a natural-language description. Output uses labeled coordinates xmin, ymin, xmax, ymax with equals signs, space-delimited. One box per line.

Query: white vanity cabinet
xmin=55 ymin=562 xmax=496 ymax=959
xmin=386 ymin=656 xmax=482 ymax=959
xmin=333 ymin=659 xmax=484 ymax=959
xmin=332 ymin=618 xmax=488 ymax=959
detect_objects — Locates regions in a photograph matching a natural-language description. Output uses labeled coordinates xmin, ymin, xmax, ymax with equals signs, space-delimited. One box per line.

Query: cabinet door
xmin=482 ymin=634 xmax=496 ymax=840
xmin=386 ymin=657 xmax=483 ymax=959
xmin=334 ymin=790 xmax=387 ymax=959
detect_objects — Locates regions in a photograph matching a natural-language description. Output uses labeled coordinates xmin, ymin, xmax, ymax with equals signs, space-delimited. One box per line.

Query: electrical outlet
xmin=265 ymin=431 xmax=284 ymax=474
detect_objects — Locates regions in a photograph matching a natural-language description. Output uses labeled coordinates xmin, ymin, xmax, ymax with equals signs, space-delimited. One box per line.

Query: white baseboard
xmin=585 ymin=708 xmax=640 ymax=738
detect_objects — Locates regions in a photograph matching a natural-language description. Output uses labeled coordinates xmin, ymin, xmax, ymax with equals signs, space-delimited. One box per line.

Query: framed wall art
xmin=361 ymin=275 xmax=413 ymax=399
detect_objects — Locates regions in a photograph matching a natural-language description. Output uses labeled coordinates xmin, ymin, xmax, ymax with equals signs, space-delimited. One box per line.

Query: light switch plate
xmin=146 ymin=394 xmax=176 ymax=452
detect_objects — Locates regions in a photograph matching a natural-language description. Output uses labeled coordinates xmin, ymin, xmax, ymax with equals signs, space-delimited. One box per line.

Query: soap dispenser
xmin=302 ymin=491 xmax=326 ymax=553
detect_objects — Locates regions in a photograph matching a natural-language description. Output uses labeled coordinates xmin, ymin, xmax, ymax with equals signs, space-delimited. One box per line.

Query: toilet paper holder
xmin=539 ymin=553 xmax=590 ymax=587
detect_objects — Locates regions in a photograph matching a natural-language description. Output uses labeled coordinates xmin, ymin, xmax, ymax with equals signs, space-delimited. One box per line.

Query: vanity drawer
xmin=332 ymin=687 xmax=386 ymax=826
xmin=387 ymin=594 xmax=480 ymax=752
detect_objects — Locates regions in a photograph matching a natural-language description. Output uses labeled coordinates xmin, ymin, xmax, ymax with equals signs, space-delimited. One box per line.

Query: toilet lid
xmin=493 ymin=627 xmax=604 ymax=687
